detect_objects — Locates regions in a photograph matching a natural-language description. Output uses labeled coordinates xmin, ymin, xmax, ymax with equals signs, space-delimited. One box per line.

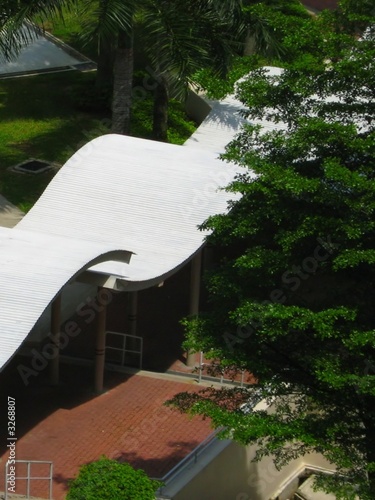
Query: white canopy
xmin=0 ymin=66 xmax=282 ymax=372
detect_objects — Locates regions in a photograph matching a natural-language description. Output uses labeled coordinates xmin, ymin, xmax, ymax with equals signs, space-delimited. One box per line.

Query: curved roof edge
xmin=0 ymin=66 xmax=284 ymax=372
xmin=0 ymin=226 xmax=132 ymax=371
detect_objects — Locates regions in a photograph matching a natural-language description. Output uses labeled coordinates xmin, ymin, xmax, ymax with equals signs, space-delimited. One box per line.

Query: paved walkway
xmin=0 ymin=361 xmax=212 ymax=500
xmin=0 ymin=195 xmax=23 ymax=228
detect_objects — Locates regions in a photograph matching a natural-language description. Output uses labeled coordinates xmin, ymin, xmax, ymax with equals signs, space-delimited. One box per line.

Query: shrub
xmin=66 ymin=457 xmax=162 ymax=500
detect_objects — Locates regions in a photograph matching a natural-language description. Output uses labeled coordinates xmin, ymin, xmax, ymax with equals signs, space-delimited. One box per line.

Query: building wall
xmin=160 ymin=439 xmax=334 ymax=500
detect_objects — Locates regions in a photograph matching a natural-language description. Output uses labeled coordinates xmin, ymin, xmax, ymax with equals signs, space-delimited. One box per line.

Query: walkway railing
xmin=4 ymin=460 xmax=53 ymax=500
xmin=105 ymin=331 xmax=143 ymax=369
xmin=155 ymin=427 xmax=224 ymax=496
xmin=197 ymin=351 xmax=246 ymax=386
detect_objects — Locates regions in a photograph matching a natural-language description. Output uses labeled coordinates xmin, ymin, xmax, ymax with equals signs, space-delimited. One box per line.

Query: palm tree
xmin=80 ymin=0 xmax=244 ymax=137
xmin=1 ymin=1 xmax=245 ymax=137
xmin=79 ymin=0 xmax=135 ymax=134
xmin=140 ymin=0 xmax=244 ymax=141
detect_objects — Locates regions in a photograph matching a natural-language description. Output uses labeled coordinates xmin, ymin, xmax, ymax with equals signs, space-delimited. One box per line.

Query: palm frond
xmin=79 ymin=0 xmax=136 ymax=46
xmin=0 ymin=0 xmax=74 ymax=61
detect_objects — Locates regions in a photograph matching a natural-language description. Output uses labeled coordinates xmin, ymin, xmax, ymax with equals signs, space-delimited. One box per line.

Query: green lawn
xmin=37 ymin=2 xmax=98 ymax=62
xmin=0 ymin=1 xmax=197 ymax=211
xmin=0 ymin=71 xmax=104 ymax=210
xmin=0 ymin=70 xmax=196 ymax=212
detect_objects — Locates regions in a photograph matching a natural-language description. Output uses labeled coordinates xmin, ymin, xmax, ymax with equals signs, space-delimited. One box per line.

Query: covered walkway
xmin=0 ymin=66 xmax=283 ymax=389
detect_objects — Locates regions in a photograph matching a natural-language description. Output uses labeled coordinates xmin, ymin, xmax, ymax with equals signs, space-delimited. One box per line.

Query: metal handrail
xmin=4 ymin=460 xmax=53 ymax=500
xmin=198 ymin=351 xmax=246 ymax=386
xmin=105 ymin=330 xmax=143 ymax=369
xmin=156 ymin=427 xmax=224 ymax=492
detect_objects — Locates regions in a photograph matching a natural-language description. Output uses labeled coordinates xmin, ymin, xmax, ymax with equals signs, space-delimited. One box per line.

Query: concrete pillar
xmin=187 ymin=251 xmax=202 ymax=367
xmin=128 ymin=292 xmax=138 ymax=337
xmin=49 ymin=294 xmax=62 ymax=385
xmin=126 ymin=292 xmax=139 ymax=363
xmin=94 ymin=287 xmax=108 ymax=394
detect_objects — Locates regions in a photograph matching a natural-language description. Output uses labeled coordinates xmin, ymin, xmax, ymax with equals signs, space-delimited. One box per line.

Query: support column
xmin=128 ymin=292 xmax=138 ymax=337
xmin=127 ymin=291 xmax=139 ymax=363
xmin=187 ymin=251 xmax=202 ymax=367
xmin=94 ymin=287 xmax=108 ymax=394
xmin=49 ymin=294 xmax=62 ymax=385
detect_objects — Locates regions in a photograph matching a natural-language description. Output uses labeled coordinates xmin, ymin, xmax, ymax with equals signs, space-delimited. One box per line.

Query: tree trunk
xmin=111 ymin=29 xmax=134 ymax=135
xmin=152 ymin=76 xmax=169 ymax=142
xmin=364 ymin=413 xmax=375 ymax=496
xmin=96 ymin=35 xmax=114 ymax=90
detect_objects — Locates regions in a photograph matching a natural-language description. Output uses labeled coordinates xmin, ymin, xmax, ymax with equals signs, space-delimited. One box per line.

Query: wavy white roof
xmin=16 ymin=135 xmax=241 ymax=289
xmin=0 ymin=66 xmax=282 ymax=372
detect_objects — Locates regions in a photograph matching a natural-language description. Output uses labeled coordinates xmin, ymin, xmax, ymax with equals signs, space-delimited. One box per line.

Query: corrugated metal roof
xmin=0 ymin=66 xmax=283 ymax=371
xmin=0 ymin=226 xmax=132 ymax=370
xmin=16 ymin=135 xmax=242 ymax=288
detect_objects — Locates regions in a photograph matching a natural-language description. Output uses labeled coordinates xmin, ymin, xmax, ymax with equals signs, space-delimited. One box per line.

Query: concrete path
xmin=0 ymin=195 xmax=24 ymax=228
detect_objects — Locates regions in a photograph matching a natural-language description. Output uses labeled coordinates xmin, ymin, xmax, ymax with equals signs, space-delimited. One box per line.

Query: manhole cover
xmin=12 ymin=159 xmax=52 ymax=174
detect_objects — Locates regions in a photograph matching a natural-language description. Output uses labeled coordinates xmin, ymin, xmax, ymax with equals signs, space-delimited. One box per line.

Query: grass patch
xmin=0 ymin=70 xmax=196 ymax=211
xmin=1 ymin=5 xmax=197 ymax=211
xmin=36 ymin=2 xmax=98 ymax=61
xmin=131 ymin=97 xmax=197 ymax=145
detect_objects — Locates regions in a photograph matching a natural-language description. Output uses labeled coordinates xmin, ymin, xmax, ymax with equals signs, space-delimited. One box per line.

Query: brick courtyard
xmin=0 ymin=359 xmax=212 ymax=499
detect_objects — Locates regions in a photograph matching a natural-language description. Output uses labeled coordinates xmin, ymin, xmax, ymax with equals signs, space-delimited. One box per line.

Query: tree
xmin=241 ymin=0 xmax=312 ymax=59
xmin=138 ymin=0 xmax=244 ymax=141
xmin=167 ymin=17 xmax=375 ymax=500
xmin=192 ymin=0 xmax=327 ymax=101
xmin=66 ymin=456 xmax=162 ymax=500
xmin=81 ymin=0 xmax=244 ymax=138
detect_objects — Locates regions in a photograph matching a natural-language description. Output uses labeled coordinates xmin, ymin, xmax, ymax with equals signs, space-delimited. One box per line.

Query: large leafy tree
xmin=167 ymin=16 xmax=375 ymax=500
xmin=241 ymin=0 xmax=312 ymax=59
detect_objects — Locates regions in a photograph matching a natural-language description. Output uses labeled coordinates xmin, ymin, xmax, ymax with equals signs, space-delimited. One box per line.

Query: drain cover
xmin=12 ymin=159 xmax=52 ymax=174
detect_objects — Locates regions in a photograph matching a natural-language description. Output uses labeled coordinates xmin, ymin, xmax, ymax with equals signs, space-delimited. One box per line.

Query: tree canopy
xmin=66 ymin=457 xmax=161 ymax=500
xmin=167 ymin=13 xmax=375 ymax=500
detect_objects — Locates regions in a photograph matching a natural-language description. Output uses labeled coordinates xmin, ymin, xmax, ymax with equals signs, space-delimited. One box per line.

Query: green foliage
xmin=71 ymin=81 xmax=112 ymax=113
xmin=193 ymin=55 xmax=263 ymax=100
xmin=0 ymin=69 xmax=195 ymax=210
xmin=242 ymin=0 xmax=314 ymax=61
xmin=168 ymin=12 xmax=375 ymax=500
xmin=66 ymin=457 xmax=162 ymax=500
xmin=193 ymin=0 xmax=327 ymax=99
xmin=131 ymin=96 xmax=196 ymax=145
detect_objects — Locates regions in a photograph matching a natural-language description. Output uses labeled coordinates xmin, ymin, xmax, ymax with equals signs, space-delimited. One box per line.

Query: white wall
xmin=159 ymin=438 xmax=334 ymax=500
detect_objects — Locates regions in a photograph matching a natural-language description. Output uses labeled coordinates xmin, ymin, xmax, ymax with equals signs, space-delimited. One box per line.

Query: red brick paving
xmin=0 ymin=361 xmax=212 ymax=499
